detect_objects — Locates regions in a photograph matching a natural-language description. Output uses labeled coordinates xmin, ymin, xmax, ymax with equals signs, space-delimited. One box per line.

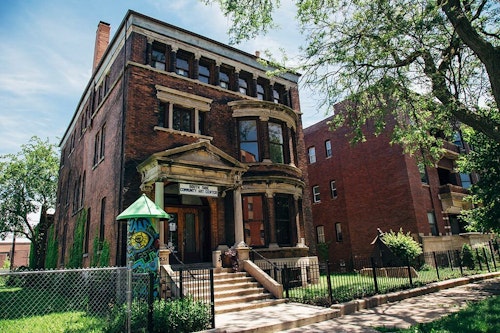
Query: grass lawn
xmin=375 ymin=295 xmax=500 ymax=333
xmin=0 ymin=311 xmax=106 ymax=333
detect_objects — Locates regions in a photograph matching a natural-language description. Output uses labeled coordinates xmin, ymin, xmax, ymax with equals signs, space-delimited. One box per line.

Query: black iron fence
xmin=260 ymin=244 xmax=500 ymax=307
xmin=163 ymin=265 xmax=216 ymax=329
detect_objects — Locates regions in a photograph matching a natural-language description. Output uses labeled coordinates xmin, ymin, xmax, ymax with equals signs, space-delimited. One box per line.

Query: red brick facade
xmin=54 ymin=11 xmax=313 ymax=267
xmin=304 ymin=104 xmax=472 ymax=265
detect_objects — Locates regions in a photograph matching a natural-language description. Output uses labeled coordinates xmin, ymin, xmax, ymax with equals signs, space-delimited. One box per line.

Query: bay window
xmin=239 ymin=120 xmax=259 ymax=162
xmin=268 ymin=122 xmax=284 ymax=163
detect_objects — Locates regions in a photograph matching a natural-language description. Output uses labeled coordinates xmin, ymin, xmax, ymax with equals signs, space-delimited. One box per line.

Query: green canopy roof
xmin=116 ymin=194 xmax=170 ymax=220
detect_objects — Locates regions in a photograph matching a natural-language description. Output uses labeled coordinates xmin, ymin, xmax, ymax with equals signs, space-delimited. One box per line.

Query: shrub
xmin=381 ymin=228 xmax=423 ymax=261
xmin=317 ymin=242 xmax=331 ymax=262
xmin=106 ymin=297 xmax=211 ymax=333
xmin=461 ymin=243 xmax=475 ymax=270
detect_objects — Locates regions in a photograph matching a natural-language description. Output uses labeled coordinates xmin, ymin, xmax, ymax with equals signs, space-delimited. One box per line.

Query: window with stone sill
xmin=312 ymin=185 xmax=321 ymax=203
xmin=158 ymin=102 xmax=205 ymax=135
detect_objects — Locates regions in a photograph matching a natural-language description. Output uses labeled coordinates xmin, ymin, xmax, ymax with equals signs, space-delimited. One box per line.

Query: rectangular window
xmin=198 ymin=60 xmax=211 ymax=84
xmin=312 ymin=185 xmax=321 ymax=203
xmin=239 ymin=120 xmax=259 ymax=162
xmin=330 ymin=180 xmax=337 ymax=198
xmin=460 ymin=173 xmax=472 ymax=189
xmin=176 ymin=54 xmax=190 ymax=77
xmin=99 ymin=125 xmax=105 ymax=160
xmin=308 ymin=146 xmax=316 ymax=164
xmin=238 ymin=77 xmax=249 ymax=95
xmin=427 ymin=212 xmax=438 ymax=236
xmin=325 ymin=140 xmax=332 ymax=158
xmin=268 ymin=122 xmax=284 ymax=163
xmin=273 ymin=88 xmax=280 ymax=103
xmin=93 ymin=124 xmax=105 ymax=166
xmin=151 ymin=42 xmax=167 ymax=70
xmin=275 ymin=195 xmax=292 ymax=246
xmin=243 ymin=195 xmax=265 ymax=247
xmin=335 ymin=223 xmax=343 ymax=242
xmin=219 ymin=69 xmax=230 ymax=89
xmin=93 ymin=131 xmax=100 ymax=166
xmin=257 ymin=83 xmax=265 ymax=100
xmin=316 ymin=225 xmax=325 ymax=243
xmin=172 ymin=106 xmax=193 ymax=132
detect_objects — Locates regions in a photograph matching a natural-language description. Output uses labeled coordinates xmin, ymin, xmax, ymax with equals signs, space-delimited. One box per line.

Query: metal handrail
xmin=248 ymin=247 xmax=282 ymax=272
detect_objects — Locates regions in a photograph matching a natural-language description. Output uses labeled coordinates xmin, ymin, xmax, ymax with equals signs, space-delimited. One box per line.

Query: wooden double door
xmin=164 ymin=207 xmax=209 ymax=264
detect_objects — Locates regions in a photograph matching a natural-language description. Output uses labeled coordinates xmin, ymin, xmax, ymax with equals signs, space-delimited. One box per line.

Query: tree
xmin=458 ymin=128 xmax=500 ymax=232
xmin=205 ymin=0 xmax=500 ymax=148
xmin=0 ymin=137 xmax=59 ymax=269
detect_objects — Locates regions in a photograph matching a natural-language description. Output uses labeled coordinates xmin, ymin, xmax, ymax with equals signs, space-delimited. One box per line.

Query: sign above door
xmin=179 ymin=183 xmax=218 ymax=197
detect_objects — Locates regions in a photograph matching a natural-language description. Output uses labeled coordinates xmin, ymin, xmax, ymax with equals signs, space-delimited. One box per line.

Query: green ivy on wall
xmin=91 ymin=233 xmax=110 ymax=267
xmin=67 ymin=209 xmax=87 ymax=268
xmin=44 ymin=225 xmax=58 ymax=269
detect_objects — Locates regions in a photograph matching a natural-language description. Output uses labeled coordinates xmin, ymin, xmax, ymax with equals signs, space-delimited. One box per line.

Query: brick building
xmin=304 ymin=103 xmax=488 ymax=265
xmin=54 ymin=11 xmax=314 ymax=268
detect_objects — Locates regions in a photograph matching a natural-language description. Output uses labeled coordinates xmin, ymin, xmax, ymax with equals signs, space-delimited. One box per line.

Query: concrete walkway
xmin=280 ymin=275 xmax=500 ymax=332
xmin=207 ymin=273 xmax=500 ymax=333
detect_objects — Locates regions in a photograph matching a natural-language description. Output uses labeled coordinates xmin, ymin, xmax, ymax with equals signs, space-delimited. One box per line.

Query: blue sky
xmin=0 ymin=0 xmax=323 ymax=156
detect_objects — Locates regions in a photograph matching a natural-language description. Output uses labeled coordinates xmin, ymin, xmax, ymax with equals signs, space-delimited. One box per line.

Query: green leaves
xmin=381 ymin=228 xmax=423 ymax=260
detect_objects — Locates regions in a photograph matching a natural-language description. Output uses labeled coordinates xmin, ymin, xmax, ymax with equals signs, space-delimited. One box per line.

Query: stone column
xmin=233 ymin=186 xmax=247 ymax=248
xmin=169 ymin=46 xmax=178 ymax=73
xmin=155 ymin=182 xmax=165 ymax=246
xmin=267 ymin=191 xmax=279 ymax=248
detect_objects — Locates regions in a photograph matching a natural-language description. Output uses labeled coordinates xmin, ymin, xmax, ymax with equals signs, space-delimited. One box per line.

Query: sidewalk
xmin=210 ymin=273 xmax=500 ymax=333
xmin=279 ymin=275 xmax=500 ymax=333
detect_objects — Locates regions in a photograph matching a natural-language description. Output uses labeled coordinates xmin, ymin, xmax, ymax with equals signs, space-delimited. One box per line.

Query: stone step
xmin=214 ymin=302 xmax=340 ymax=332
xmin=215 ymin=298 xmax=287 ymax=315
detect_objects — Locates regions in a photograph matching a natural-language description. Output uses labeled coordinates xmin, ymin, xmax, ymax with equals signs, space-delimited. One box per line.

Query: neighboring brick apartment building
xmin=0 ymin=239 xmax=31 ymax=268
xmin=304 ymin=104 xmax=488 ymax=265
xmin=54 ymin=11 xmax=314 ymax=267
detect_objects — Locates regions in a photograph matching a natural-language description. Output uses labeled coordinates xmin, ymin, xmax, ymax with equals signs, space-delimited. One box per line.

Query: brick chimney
xmin=92 ymin=21 xmax=110 ymax=72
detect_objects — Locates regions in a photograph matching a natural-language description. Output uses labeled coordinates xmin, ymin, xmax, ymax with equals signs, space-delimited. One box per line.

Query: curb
xmin=330 ymin=272 xmax=500 ymax=316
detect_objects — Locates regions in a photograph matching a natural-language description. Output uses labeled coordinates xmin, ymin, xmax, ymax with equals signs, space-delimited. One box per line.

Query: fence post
xmin=456 ymin=250 xmax=464 ymax=276
xmin=488 ymin=241 xmax=497 ymax=270
xmin=406 ymin=256 xmax=413 ymax=287
xmin=432 ymin=252 xmax=440 ymax=280
xmin=370 ymin=257 xmax=379 ymax=294
xmin=283 ymin=264 xmax=289 ymax=299
xmin=476 ymin=248 xmax=483 ymax=271
xmin=447 ymin=251 xmax=453 ymax=270
xmin=179 ymin=269 xmax=184 ymax=299
xmin=495 ymin=239 xmax=500 ymax=263
xmin=325 ymin=261 xmax=333 ymax=305
xmin=210 ymin=269 xmax=215 ymax=329
xmin=482 ymin=247 xmax=491 ymax=272
xmin=148 ymin=272 xmax=154 ymax=333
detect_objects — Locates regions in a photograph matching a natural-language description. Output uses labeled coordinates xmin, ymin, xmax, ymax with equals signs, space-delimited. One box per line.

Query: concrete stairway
xmin=169 ymin=268 xmax=285 ymax=314
xmin=212 ymin=269 xmax=286 ymax=314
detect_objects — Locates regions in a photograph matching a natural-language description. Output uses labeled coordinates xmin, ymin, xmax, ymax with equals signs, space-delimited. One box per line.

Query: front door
xmin=164 ymin=207 xmax=203 ymax=264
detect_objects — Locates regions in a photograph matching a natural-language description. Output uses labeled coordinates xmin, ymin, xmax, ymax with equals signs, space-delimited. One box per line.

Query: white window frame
xmin=325 ymin=140 xmax=332 ymax=158
xmin=312 ymin=185 xmax=321 ymax=203
xmin=316 ymin=225 xmax=325 ymax=243
xmin=330 ymin=180 xmax=337 ymax=199
xmin=308 ymin=146 xmax=316 ymax=164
